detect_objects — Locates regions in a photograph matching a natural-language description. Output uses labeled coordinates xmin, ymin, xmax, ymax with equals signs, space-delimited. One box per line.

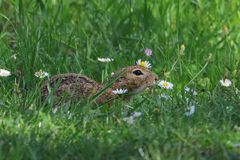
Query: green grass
xmin=1 ymin=0 xmax=240 ymax=159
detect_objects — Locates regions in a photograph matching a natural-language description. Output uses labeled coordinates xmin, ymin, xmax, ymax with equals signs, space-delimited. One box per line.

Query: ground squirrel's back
xmin=41 ymin=73 xmax=101 ymax=99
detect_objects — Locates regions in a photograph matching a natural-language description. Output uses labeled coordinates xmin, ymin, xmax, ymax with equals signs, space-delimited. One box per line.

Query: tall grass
xmin=0 ymin=0 xmax=240 ymax=159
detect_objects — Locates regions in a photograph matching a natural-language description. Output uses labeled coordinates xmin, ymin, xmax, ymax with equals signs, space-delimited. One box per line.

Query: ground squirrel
xmin=41 ymin=65 xmax=159 ymax=106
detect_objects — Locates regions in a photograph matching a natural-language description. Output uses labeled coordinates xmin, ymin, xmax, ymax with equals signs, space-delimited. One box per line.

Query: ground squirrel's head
xmin=111 ymin=65 xmax=159 ymax=95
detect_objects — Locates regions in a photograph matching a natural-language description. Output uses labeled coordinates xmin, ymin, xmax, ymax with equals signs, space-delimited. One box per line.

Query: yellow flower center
xmin=140 ymin=61 xmax=146 ymax=67
xmin=163 ymin=82 xmax=169 ymax=87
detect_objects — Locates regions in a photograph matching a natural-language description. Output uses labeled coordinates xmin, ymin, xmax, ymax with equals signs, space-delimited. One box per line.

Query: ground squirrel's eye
xmin=133 ymin=70 xmax=143 ymax=76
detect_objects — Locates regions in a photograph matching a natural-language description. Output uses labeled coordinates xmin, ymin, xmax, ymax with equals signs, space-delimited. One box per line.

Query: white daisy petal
xmin=0 ymin=69 xmax=11 ymax=77
xmin=38 ymin=122 xmax=42 ymax=128
xmin=220 ymin=78 xmax=232 ymax=87
xmin=123 ymin=112 xmax=142 ymax=125
xmin=112 ymin=88 xmax=128 ymax=95
xmin=132 ymin=111 xmax=142 ymax=118
xmin=158 ymin=80 xmax=173 ymax=89
xmin=138 ymin=147 xmax=145 ymax=157
xmin=52 ymin=107 xmax=58 ymax=114
xmin=123 ymin=116 xmax=134 ymax=124
xmin=184 ymin=105 xmax=196 ymax=116
xmin=11 ymin=54 xmax=17 ymax=60
xmin=136 ymin=59 xmax=152 ymax=69
xmin=97 ymin=57 xmax=114 ymax=62
xmin=192 ymin=90 xmax=198 ymax=96
xmin=184 ymin=86 xmax=198 ymax=96
xmin=184 ymin=87 xmax=190 ymax=92
xmin=160 ymin=94 xmax=171 ymax=100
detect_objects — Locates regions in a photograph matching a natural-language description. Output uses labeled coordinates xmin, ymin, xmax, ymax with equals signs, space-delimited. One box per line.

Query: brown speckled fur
xmin=41 ymin=65 xmax=158 ymax=106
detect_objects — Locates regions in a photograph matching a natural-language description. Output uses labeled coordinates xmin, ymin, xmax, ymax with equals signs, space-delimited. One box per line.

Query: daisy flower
xmin=184 ymin=86 xmax=190 ymax=92
xmin=220 ymin=78 xmax=232 ymax=87
xmin=123 ymin=116 xmax=134 ymax=124
xmin=144 ymin=48 xmax=153 ymax=57
xmin=184 ymin=86 xmax=198 ymax=96
xmin=97 ymin=57 xmax=114 ymax=62
xmin=158 ymin=80 xmax=173 ymax=89
xmin=160 ymin=94 xmax=171 ymax=100
xmin=138 ymin=147 xmax=145 ymax=157
xmin=136 ymin=59 xmax=151 ymax=69
xmin=112 ymin=88 xmax=128 ymax=95
xmin=52 ymin=107 xmax=58 ymax=114
xmin=0 ymin=69 xmax=11 ymax=77
xmin=123 ymin=112 xmax=142 ymax=125
xmin=192 ymin=90 xmax=198 ymax=96
xmin=132 ymin=111 xmax=142 ymax=118
xmin=34 ymin=70 xmax=49 ymax=78
xmin=184 ymin=105 xmax=196 ymax=116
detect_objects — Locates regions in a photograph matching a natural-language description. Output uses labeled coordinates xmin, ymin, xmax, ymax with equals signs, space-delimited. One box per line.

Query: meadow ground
xmin=0 ymin=0 xmax=240 ymax=159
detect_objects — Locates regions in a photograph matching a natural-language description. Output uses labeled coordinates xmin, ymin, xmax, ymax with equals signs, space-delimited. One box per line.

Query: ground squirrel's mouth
xmin=149 ymin=80 xmax=159 ymax=87
xmin=130 ymin=82 xmax=157 ymax=95
xmin=130 ymin=86 xmax=147 ymax=95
